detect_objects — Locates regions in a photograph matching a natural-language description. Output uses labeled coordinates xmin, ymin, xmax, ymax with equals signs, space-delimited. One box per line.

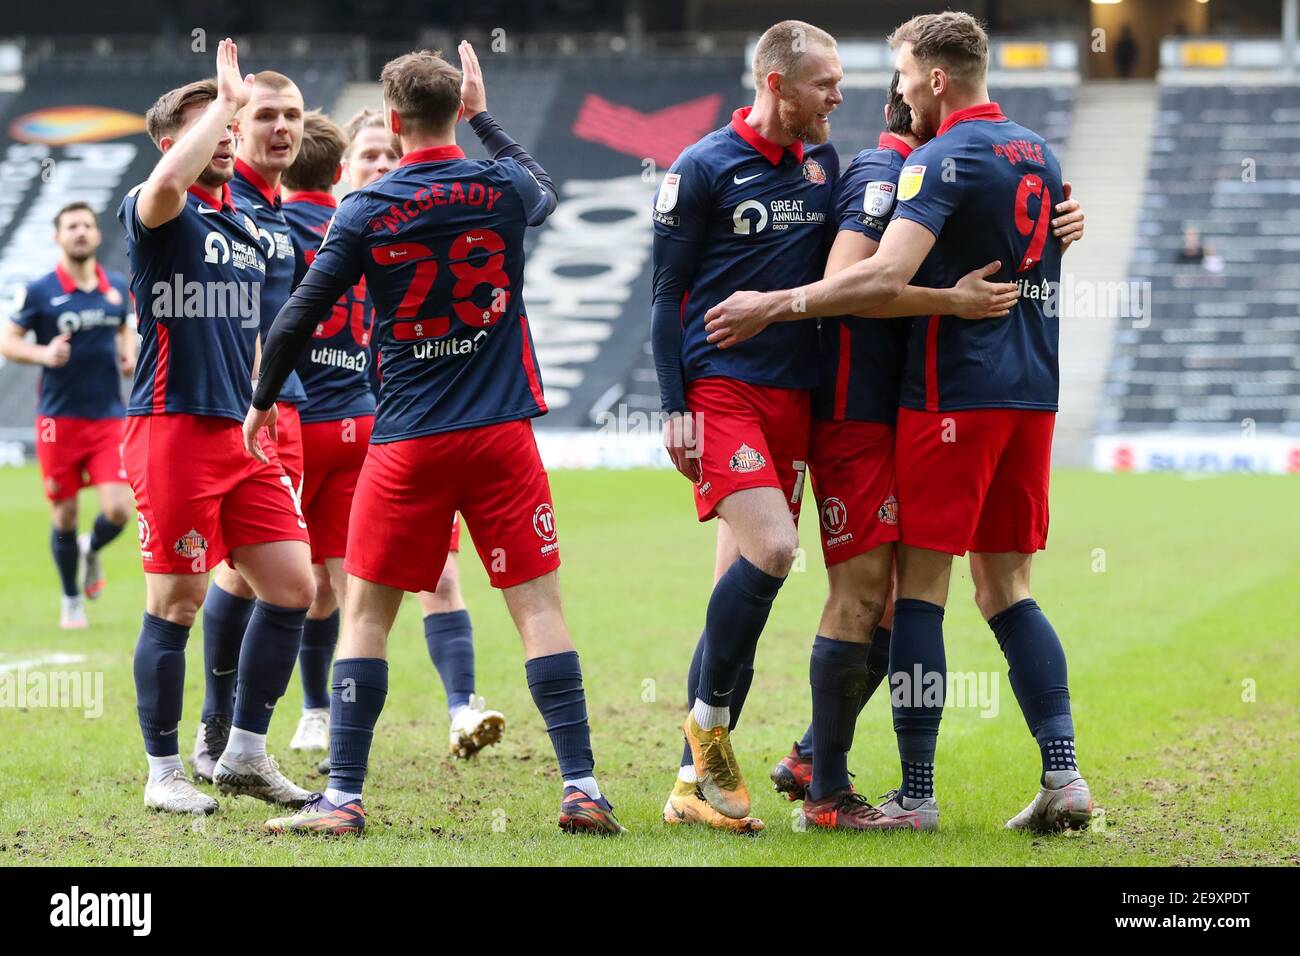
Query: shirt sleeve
xmin=836 ymin=150 xmax=902 ymax=242
xmin=891 ymin=143 xmax=962 ymax=239
xmin=499 ymin=157 xmax=553 ymax=228
xmin=650 ymin=151 xmax=711 ymax=414
xmin=10 ymin=282 xmax=39 ymax=332
xmin=117 ymin=183 xmax=177 ymax=246
xmin=308 ymin=195 xmax=365 ymax=287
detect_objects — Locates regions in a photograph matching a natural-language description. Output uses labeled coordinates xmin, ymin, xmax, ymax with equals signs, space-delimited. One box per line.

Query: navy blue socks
xmin=696 ymin=556 xmax=785 ymax=709
xmin=298 ymin=610 xmax=339 ymax=711
xmin=201 ymin=583 xmax=255 ymax=721
xmin=525 ymin=651 xmax=595 ymax=781
xmin=798 ymin=625 xmax=892 ymax=757
xmin=51 ymin=528 xmax=78 ymax=598
xmin=133 ymin=613 xmax=190 ymax=756
xmin=328 ymin=657 xmax=389 ymax=797
xmin=808 ymin=636 xmax=870 ymax=800
xmin=989 ymin=598 xmax=1077 ymax=780
xmin=232 ymin=600 xmax=307 ymax=733
xmin=424 ymin=609 xmax=475 ymax=711
xmin=891 ymin=599 xmax=946 ymax=801
xmin=87 ymin=513 xmax=124 ymax=552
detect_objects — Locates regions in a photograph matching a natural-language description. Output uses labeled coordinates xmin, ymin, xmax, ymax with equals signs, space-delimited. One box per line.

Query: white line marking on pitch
xmin=0 ymin=653 xmax=87 ymax=673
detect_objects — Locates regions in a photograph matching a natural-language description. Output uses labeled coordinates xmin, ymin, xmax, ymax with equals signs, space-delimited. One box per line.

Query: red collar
xmin=729 ymin=107 xmax=804 ymax=165
xmin=285 ymin=190 xmax=338 ymax=209
xmin=187 ymin=182 xmax=235 ymax=213
xmin=936 ymin=101 xmax=1007 ymax=138
xmin=55 ymin=261 xmax=110 ymax=295
xmin=398 ymin=144 xmax=466 ymax=167
xmin=877 ymin=132 xmax=915 ymax=159
xmin=234 ymin=157 xmax=282 ymax=206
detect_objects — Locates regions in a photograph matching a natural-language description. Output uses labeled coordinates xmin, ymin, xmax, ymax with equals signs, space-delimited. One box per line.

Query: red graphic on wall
xmin=572 ymin=93 xmax=723 ymax=169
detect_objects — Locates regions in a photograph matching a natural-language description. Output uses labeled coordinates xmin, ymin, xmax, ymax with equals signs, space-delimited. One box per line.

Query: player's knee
xmin=309 ymin=568 xmax=336 ymax=616
xmin=105 ymin=502 xmax=132 ymax=526
xmin=51 ymin=501 xmax=77 ymax=531
xmin=973 ymin=584 xmax=1016 ymax=621
xmin=826 ymin=588 xmax=885 ymax=632
xmin=750 ymin=528 xmax=798 ymax=578
xmin=160 ymin=597 xmax=201 ymax=628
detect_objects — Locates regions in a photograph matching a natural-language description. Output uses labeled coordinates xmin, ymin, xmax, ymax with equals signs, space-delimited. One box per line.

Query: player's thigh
xmin=459 ymin=421 xmax=560 ymax=591
xmin=714 ymin=485 xmax=799 ymax=576
xmin=501 ymin=570 xmax=572 ymax=659
xmin=309 ymin=562 xmax=338 ymax=617
xmin=895 ymin=543 xmax=956 ymax=608
xmin=231 ymin=538 xmax=315 ymax=608
xmin=968 ymin=550 xmax=1033 ymax=621
xmin=324 ymin=557 xmax=347 ymax=608
xmin=417 ymin=550 xmax=465 ymax=614
xmin=821 ymin=542 xmax=894 ymax=642
xmin=144 ymin=571 xmax=210 ymax=626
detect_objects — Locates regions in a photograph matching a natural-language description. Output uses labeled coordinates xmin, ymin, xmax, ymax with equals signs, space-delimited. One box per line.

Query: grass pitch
xmin=0 ymin=463 xmax=1296 ymax=866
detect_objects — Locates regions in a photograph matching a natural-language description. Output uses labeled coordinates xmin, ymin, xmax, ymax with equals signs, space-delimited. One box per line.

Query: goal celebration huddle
xmin=12 ymin=10 xmax=1095 ymax=840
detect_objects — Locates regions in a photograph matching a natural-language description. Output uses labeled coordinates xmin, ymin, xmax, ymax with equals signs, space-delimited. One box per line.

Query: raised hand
xmin=458 ymin=40 xmax=487 ymax=119
xmin=215 ymin=37 xmax=255 ymax=112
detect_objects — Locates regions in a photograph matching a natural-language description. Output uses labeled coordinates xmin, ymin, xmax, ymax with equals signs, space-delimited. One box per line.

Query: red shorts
xmin=895 ymin=407 xmax=1054 ymax=556
xmin=274 ymin=403 xmax=304 ymax=492
xmin=33 ymin=416 xmax=127 ymax=501
xmin=449 ymin=512 xmax=461 ymax=553
xmin=808 ymin=418 xmax=899 ymax=566
xmin=686 ymin=377 xmax=810 ymax=522
xmin=345 ymin=418 xmax=558 ymax=592
xmin=300 ymin=415 xmax=373 ymax=563
xmin=123 ymin=413 xmax=310 ymax=574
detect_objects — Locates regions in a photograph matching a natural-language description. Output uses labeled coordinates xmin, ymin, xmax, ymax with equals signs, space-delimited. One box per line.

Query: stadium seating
xmin=1098 ymin=84 xmax=1300 ymax=433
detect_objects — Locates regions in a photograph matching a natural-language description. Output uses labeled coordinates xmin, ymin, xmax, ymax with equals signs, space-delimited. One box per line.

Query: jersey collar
xmin=55 ymin=261 xmax=110 ymax=295
xmin=285 ymin=190 xmax=338 ymax=209
xmin=877 ymin=131 xmax=914 ymax=159
xmin=730 ymin=107 xmax=804 ymax=166
xmin=187 ymin=182 xmax=236 ymax=214
xmin=234 ymin=158 xmax=282 ymax=207
xmin=935 ymin=101 xmax=1007 ymax=138
xmin=398 ymin=144 xmax=466 ymax=167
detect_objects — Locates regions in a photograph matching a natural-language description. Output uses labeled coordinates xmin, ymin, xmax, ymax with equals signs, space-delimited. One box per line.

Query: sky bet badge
xmin=864 ymin=180 xmax=896 ymax=217
xmin=656 ymin=173 xmax=680 ymax=213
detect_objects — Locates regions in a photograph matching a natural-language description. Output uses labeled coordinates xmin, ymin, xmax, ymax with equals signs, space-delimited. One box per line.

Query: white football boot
xmin=60 ymin=595 xmax=88 ymax=630
xmin=1006 ymin=772 xmax=1093 ymax=833
xmin=448 ymin=695 xmax=506 ymax=759
xmin=213 ymin=751 xmax=311 ymax=808
xmin=290 ymin=708 xmax=330 ymax=752
xmin=145 ymin=768 xmax=219 ymax=815
xmin=877 ymin=788 xmax=940 ymax=831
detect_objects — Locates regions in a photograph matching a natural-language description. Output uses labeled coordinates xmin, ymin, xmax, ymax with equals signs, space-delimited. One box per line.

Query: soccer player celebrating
xmin=2 ymin=202 xmax=135 ymax=628
xmin=704 ymin=12 xmax=1094 ymax=833
xmin=120 ymin=39 xmax=315 ymax=814
xmin=247 ymin=42 xmax=623 ymax=836
xmin=344 ymin=108 xmax=506 ymax=763
xmin=770 ymin=74 xmax=1085 ymax=830
xmin=191 ymin=69 xmax=309 ymax=778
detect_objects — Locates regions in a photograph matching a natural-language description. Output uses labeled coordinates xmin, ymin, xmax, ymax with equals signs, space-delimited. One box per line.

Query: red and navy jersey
xmin=813 ymin=133 xmax=915 ymax=425
xmin=231 ymin=160 xmax=307 ymax=405
xmin=653 ymin=108 xmax=839 ymax=391
xmin=119 ymin=182 xmax=267 ymax=421
xmin=308 ymin=144 xmax=551 ymax=443
xmin=282 ymin=192 xmax=376 ymax=424
xmin=11 ymin=263 xmax=131 ymax=419
xmin=891 ymin=103 xmax=1063 ymax=413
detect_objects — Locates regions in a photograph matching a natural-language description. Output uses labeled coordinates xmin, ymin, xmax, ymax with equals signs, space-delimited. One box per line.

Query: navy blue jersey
xmin=308 ymin=144 xmax=551 ymax=443
xmin=282 ymin=193 xmax=377 ymax=423
xmin=653 ymin=108 xmax=839 ymax=391
xmin=891 ymin=103 xmax=1063 ymax=412
xmin=231 ymin=160 xmax=307 ymax=405
xmin=11 ymin=263 xmax=131 ymax=419
xmin=813 ymin=132 xmax=915 ymax=424
xmin=119 ymin=183 xmax=267 ymax=421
